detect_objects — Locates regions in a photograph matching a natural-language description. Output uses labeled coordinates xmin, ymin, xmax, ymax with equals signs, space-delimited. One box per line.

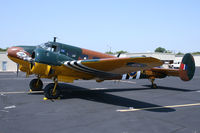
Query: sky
xmin=0 ymin=0 xmax=199 ymax=53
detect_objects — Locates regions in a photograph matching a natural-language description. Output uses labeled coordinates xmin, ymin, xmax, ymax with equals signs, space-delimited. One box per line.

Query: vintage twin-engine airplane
xmin=7 ymin=38 xmax=195 ymax=99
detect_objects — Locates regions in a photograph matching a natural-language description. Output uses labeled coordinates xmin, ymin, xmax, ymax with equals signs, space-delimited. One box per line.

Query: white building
xmin=175 ymin=54 xmax=200 ymax=67
xmin=0 ymin=52 xmax=17 ymax=71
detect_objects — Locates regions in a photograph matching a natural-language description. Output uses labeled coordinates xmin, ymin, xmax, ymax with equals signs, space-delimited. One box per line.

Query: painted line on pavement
xmin=43 ymin=81 xmax=53 ymax=84
xmin=90 ymin=88 xmax=108 ymax=90
xmin=0 ymin=91 xmax=43 ymax=94
xmin=118 ymin=80 xmax=136 ymax=84
xmin=0 ymin=78 xmax=32 ymax=80
xmin=4 ymin=105 xmax=16 ymax=109
xmin=0 ymin=110 xmax=9 ymax=113
xmin=0 ymin=88 xmax=108 ymax=95
xmin=117 ymin=103 xmax=200 ymax=112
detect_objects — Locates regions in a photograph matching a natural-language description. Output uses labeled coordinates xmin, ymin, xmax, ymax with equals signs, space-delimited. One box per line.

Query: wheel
xmin=44 ymin=83 xmax=61 ymax=99
xmin=29 ymin=79 xmax=43 ymax=91
xmin=151 ymin=84 xmax=158 ymax=89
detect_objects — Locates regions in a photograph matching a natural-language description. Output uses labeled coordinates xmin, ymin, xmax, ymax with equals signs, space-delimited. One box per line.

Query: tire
xmin=151 ymin=84 xmax=158 ymax=89
xmin=29 ymin=79 xmax=43 ymax=91
xmin=44 ymin=83 xmax=61 ymax=99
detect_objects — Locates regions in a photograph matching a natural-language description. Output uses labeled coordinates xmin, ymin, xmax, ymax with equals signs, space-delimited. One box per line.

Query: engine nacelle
xmin=31 ymin=62 xmax=51 ymax=76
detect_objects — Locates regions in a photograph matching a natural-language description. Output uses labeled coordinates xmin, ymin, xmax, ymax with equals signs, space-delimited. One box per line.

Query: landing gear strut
xmin=150 ymin=78 xmax=158 ymax=89
xmin=29 ymin=78 xmax=43 ymax=91
xmin=44 ymin=78 xmax=61 ymax=99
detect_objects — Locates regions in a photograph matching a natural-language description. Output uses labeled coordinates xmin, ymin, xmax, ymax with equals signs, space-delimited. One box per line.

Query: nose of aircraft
xmin=7 ymin=46 xmax=24 ymax=58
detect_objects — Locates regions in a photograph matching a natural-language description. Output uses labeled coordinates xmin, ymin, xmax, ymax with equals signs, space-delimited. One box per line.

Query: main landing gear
xmin=44 ymin=78 xmax=61 ymax=99
xmin=29 ymin=78 xmax=43 ymax=91
xmin=150 ymin=78 xmax=158 ymax=89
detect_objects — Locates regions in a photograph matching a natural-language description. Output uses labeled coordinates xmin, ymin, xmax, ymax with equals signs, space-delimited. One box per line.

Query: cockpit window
xmin=39 ymin=43 xmax=57 ymax=52
xmin=51 ymin=45 xmax=57 ymax=52
xmin=39 ymin=43 xmax=49 ymax=49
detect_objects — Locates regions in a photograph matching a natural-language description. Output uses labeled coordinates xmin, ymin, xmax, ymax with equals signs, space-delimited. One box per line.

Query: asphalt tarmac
xmin=0 ymin=68 xmax=200 ymax=133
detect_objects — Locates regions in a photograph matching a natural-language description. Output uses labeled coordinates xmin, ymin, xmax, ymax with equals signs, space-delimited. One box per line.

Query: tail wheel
xmin=44 ymin=83 xmax=61 ymax=99
xmin=29 ymin=79 xmax=43 ymax=91
xmin=151 ymin=84 xmax=158 ymax=89
xmin=150 ymin=78 xmax=158 ymax=89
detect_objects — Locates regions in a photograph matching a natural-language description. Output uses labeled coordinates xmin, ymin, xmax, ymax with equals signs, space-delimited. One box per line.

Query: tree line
xmin=105 ymin=47 xmax=200 ymax=55
xmin=0 ymin=48 xmax=8 ymax=52
xmin=154 ymin=47 xmax=200 ymax=55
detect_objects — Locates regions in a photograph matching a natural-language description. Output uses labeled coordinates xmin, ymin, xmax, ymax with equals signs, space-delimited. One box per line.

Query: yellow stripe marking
xmin=0 ymin=91 xmax=43 ymax=94
xmin=0 ymin=78 xmax=32 ymax=80
xmin=117 ymin=103 xmax=200 ymax=112
xmin=0 ymin=88 xmax=108 ymax=95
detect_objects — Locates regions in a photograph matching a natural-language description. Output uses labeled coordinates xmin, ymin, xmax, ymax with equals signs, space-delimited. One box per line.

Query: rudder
xmin=179 ymin=53 xmax=195 ymax=81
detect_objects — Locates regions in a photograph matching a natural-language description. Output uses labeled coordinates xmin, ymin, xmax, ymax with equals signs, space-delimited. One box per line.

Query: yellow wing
xmin=54 ymin=57 xmax=163 ymax=81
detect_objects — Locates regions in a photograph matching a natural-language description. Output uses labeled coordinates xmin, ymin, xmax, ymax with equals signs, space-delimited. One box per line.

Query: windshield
xmin=39 ymin=43 xmax=57 ymax=52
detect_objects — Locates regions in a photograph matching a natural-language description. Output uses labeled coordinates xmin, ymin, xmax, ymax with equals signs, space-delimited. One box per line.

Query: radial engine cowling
xmin=31 ymin=62 xmax=51 ymax=76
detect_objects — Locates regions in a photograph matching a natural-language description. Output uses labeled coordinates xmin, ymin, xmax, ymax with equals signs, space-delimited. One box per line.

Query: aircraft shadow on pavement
xmin=143 ymin=85 xmax=196 ymax=92
xmin=57 ymin=83 xmax=175 ymax=113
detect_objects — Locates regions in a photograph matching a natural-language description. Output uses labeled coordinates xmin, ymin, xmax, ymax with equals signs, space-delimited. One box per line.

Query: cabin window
xmin=60 ymin=49 xmax=77 ymax=58
xmin=93 ymin=57 xmax=100 ymax=59
xmin=51 ymin=45 xmax=57 ymax=52
xmin=80 ymin=54 xmax=88 ymax=60
xmin=46 ymin=47 xmax=52 ymax=51
xmin=72 ymin=54 xmax=76 ymax=58
xmin=48 ymin=47 xmax=55 ymax=52
xmin=60 ymin=49 xmax=66 ymax=54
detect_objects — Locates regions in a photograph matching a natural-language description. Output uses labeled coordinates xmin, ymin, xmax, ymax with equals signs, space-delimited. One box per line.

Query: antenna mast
xmin=53 ymin=37 xmax=57 ymax=42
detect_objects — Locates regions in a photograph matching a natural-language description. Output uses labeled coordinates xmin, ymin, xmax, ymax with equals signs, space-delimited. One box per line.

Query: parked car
xmin=168 ymin=62 xmax=181 ymax=69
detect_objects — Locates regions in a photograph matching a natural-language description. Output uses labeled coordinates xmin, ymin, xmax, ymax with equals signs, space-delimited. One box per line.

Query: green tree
xmin=176 ymin=52 xmax=184 ymax=55
xmin=192 ymin=52 xmax=200 ymax=55
xmin=105 ymin=51 xmax=114 ymax=54
xmin=155 ymin=47 xmax=167 ymax=53
xmin=0 ymin=48 xmax=7 ymax=52
xmin=115 ymin=50 xmax=128 ymax=54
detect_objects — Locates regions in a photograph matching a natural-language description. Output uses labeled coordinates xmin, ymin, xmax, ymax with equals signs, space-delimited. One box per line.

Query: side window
xmin=71 ymin=54 xmax=77 ymax=58
xmin=2 ymin=61 xmax=7 ymax=71
xmin=80 ymin=54 xmax=88 ymax=60
xmin=47 ymin=47 xmax=51 ymax=51
xmin=52 ymin=45 xmax=57 ymax=52
xmin=60 ymin=49 xmax=77 ymax=58
xmin=46 ymin=46 xmax=57 ymax=52
xmin=93 ymin=57 xmax=100 ymax=59
xmin=60 ymin=49 xmax=66 ymax=55
xmin=66 ymin=51 xmax=72 ymax=57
